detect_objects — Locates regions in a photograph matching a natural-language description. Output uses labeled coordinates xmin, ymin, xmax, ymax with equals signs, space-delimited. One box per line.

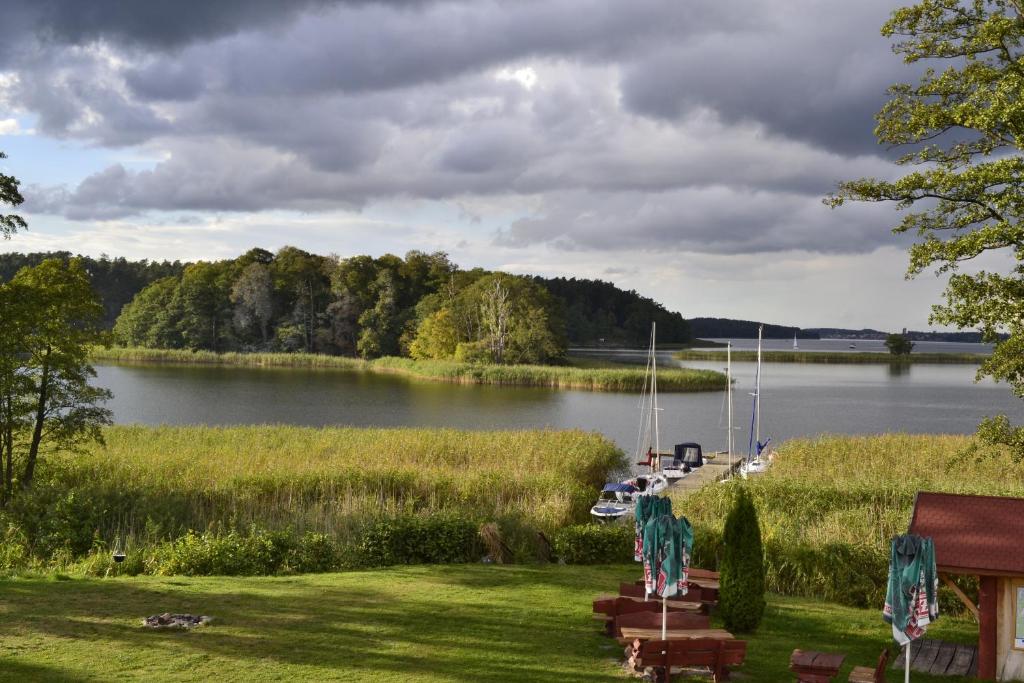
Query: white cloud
xmin=0 ymin=117 xmax=32 ymax=135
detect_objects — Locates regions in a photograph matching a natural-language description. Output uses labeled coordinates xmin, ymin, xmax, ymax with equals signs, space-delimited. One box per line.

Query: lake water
xmin=95 ymin=340 xmax=1024 ymax=457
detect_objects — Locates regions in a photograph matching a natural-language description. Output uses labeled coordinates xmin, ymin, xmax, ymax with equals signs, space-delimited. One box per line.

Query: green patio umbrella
xmin=643 ymin=513 xmax=694 ymax=639
xmin=884 ymin=534 xmax=938 ymax=682
xmin=635 ymin=495 xmax=672 ymax=565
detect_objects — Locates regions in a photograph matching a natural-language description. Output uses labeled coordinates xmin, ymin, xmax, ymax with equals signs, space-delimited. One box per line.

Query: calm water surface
xmin=95 ymin=340 xmax=1024 ymax=456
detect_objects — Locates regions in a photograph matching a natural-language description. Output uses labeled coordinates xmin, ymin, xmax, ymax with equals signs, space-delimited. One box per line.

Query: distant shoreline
xmin=673 ymin=349 xmax=989 ymax=364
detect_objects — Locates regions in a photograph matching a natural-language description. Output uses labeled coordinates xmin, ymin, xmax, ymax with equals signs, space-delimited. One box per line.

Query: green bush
xmin=150 ymin=529 xmax=295 ymax=576
xmin=358 ymin=515 xmax=480 ymax=567
xmin=719 ymin=488 xmax=766 ymax=633
xmin=288 ymin=532 xmax=342 ymax=573
xmin=552 ymin=523 xmax=633 ymax=564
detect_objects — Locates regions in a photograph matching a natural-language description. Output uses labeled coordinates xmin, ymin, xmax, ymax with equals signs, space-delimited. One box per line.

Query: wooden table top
xmin=595 ymin=594 xmax=702 ymax=611
xmin=617 ymin=628 xmax=734 ymax=644
xmin=790 ymin=649 xmax=846 ymax=672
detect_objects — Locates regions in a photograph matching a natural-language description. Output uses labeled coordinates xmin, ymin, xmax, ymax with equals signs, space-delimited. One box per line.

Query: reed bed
xmin=92 ymin=346 xmax=728 ymax=392
xmin=47 ymin=425 xmax=624 ymax=540
xmin=678 ymin=434 xmax=1023 ymax=608
xmin=674 ymin=350 xmax=987 ymax=364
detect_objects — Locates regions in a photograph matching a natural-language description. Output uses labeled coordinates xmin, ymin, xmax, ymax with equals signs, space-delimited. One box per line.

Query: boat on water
xmin=589 ymin=472 xmax=669 ymax=522
xmin=741 ymin=326 xmax=773 ymax=478
xmin=793 ymin=334 xmax=799 ymax=350
xmin=590 ymin=483 xmax=638 ymax=521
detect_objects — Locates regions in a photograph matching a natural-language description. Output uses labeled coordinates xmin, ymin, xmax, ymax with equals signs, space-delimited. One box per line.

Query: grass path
xmin=0 ymin=565 xmax=978 ymax=682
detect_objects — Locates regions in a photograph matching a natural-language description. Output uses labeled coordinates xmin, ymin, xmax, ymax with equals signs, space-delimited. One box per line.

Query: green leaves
xmin=0 ymin=151 xmax=26 ymax=239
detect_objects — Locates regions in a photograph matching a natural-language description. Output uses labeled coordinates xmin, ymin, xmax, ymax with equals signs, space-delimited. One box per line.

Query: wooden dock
xmin=892 ymin=639 xmax=977 ymax=678
xmin=665 ymin=452 xmax=743 ymax=495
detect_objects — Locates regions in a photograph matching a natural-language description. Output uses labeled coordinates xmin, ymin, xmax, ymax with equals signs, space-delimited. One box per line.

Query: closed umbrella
xmin=635 ymin=496 xmax=672 ymax=562
xmin=643 ymin=513 xmax=693 ymax=639
xmin=884 ymin=534 xmax=938 ymax=682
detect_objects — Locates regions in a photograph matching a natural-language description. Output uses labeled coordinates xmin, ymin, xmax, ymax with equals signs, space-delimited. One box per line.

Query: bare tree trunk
xmin=481 ymin=278 xmax=510 ymax=363
xmin=22 ymin=348 xmax=49 ymax=490
xmin=1 ymin=397 xmax=11 ymax=506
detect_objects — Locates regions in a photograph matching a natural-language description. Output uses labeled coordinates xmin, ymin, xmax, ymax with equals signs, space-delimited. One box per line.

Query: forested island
xmin=0 ymin=249 xmax=692 ymax=362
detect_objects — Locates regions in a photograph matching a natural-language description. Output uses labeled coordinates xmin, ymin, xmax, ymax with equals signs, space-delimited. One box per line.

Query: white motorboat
xmin=590 ymin=482 xmax=639 ymax=522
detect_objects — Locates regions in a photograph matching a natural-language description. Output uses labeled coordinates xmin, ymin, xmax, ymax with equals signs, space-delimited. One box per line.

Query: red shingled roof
xmin=909 ymin=492 xmax=1024 ymax=576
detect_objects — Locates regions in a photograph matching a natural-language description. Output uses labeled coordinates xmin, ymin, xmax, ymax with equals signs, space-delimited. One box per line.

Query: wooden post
xmin=978 ymin=575 xmax=998 ymax=680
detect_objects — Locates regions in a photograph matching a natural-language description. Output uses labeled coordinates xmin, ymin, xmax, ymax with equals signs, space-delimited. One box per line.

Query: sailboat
xmin=711 ymin=342 xmax=737 ymax=475
xmin=793 ymin=333 xmax=798 ymax=350
xmin=591 ymin=324 xmax=668 ymax=521
xmin=741 ymin=326 xmax=771 ymax=478
xmin=633 ymin=323 xmax=675 ymax=484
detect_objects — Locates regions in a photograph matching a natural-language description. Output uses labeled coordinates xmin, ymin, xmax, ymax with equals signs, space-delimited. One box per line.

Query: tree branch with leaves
xmin=0 ymin=151 xmax=27 ymax=238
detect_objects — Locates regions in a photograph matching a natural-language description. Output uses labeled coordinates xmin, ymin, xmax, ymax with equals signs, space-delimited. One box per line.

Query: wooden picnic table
xmin=789 ymin=649 xmax=846 ymax=683
xmin=616 ymin=627 xmax=734 ymax=645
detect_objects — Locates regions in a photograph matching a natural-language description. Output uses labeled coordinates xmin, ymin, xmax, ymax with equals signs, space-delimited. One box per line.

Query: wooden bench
xmin=633 ymin=637 xmax=746 ymax=682
xmin=613 ymin=610 xmax=710 ymax=638
xmin=790 ymin=649 xmax=846 ymax=683
xmin=848 ymin=649 xmax=888 ymax=683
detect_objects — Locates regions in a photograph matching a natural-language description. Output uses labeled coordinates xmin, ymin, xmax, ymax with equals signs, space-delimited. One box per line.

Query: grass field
xmin=2 ymin=426 xmax=625 ymax=572
xmin=674 ymin=349 xmax=987 ymax=364
xmin=91 ymin=347 xmax=727 ymax=392
xmin=0 ymin=565 xmax=977 ymax=682
xmin=678 ymin=434 xmax=1024 ymax=608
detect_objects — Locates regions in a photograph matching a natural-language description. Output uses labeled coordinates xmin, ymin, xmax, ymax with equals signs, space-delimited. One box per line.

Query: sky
xmin=0 ymin=0 xmax=984 ymax=330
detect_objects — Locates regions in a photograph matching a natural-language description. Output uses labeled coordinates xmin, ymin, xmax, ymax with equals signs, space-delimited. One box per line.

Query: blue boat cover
xmin=603 ymin=482 xmax=637 ymax=493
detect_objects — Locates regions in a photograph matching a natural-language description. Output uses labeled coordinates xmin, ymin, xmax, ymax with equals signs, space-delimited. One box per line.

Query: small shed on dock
xmin=910 ymin=492 xmax=1024 ymax=681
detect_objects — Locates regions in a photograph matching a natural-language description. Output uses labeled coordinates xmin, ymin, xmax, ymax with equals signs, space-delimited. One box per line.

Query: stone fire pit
xmin=142 ymin=613 xmax=213 ymax=629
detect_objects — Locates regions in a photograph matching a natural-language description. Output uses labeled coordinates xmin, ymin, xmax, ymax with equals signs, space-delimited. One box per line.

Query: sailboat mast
xmin=755 ymin=325 xmax=762 ymax=450
xmin=652 ymin=322 xmax=659 ymax=460
xmin=727 ymin=342 xmax=733 ymax=475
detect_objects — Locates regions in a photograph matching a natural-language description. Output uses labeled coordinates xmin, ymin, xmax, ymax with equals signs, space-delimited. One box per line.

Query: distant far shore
xmin=673 ymin=349 xmax=989 ymax=364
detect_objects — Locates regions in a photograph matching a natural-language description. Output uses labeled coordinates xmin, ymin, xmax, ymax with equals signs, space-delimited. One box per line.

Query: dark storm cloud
xmin=618 ymin=0 xmax=904 ymax=155
xmin=1 ymin=0 xmax=427 ymax=53
xmin=2 ymin=0 xmax=918 ymax=255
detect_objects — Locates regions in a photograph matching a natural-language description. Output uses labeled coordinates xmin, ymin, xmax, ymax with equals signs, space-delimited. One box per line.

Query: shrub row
xmin=0 ymin=515 xmax=484 ymax=577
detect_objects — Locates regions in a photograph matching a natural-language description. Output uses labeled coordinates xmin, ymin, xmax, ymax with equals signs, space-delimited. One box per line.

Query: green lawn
xmin=0 ymin=565 xmax=979 ymax=682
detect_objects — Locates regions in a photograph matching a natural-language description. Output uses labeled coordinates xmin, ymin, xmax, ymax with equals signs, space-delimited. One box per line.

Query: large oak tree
xmin=831 ymin=0 xmax=1024 ymax=459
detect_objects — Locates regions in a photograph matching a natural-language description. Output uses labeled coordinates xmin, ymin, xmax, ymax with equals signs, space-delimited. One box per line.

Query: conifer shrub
xmin=719 ymin=487 xmax=766 ymax=633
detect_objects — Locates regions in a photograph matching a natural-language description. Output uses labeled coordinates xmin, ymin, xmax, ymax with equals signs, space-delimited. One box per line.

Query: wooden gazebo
xmin=909 ymin=492 xmax=1024 ymax=681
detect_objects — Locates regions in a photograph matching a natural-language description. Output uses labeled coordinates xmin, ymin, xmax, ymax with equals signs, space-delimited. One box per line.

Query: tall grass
xmin=92 ymin=346 xmax=728 ymax=392
xmin=47 ymin=425 xmax=623 ymax=539
xmin=678 ymin=434 xmax=1024 ymax=608
xmin=674 ymin=350 xmax=987 ymax=364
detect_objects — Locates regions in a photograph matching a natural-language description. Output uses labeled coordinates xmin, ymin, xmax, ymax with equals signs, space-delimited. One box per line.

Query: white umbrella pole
xmin=662 ymin=595 xmax=667 ymax=640
xmin=905 ymin=642 xmax=911 ymax=683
